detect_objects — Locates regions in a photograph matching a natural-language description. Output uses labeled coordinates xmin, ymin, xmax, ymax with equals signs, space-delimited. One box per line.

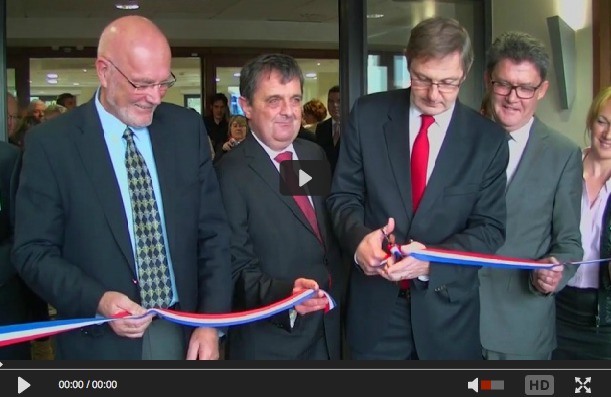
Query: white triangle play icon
xmin=18 ymin=377 xmax=30 ymax=394
xmin=298 ymin=169 xmax=312 ymax=187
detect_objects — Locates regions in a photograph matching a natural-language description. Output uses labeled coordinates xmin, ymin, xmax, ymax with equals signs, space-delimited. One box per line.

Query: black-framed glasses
xmin=490 ymin=80 xmax=543 ymax=99
xmin=410 ymin=76 xmax=461 ymax=93
xmin=105 ymin=59 xmax=176 ymax=92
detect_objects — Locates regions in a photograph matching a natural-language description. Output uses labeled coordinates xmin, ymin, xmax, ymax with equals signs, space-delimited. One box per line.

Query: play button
xmin=279 ymin=160 xmax=331 ymax=197
xmin=18 ymin=377 xmax=30 ymax=394
xmin=298 ymin=169 xmax=312 ymax=187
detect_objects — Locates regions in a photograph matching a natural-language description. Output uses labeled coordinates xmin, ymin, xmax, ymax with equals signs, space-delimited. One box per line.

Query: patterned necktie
xmin=332 ymin=121 xmax=341 ymax=146
xmin=274 ymin=151 xmax=322 ymax=243
xmin=123 ymin=127 xmax=173 ymax=309
xmin=411 ymin=114 xmax=435 ymax=212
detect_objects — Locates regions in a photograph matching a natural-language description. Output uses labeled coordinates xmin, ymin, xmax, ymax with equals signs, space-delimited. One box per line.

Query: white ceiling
xmin=5 ymin=0 xmax=474 ymax=95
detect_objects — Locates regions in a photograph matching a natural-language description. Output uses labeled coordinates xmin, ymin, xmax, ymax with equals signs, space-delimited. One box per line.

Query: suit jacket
xmin=215 ymin=134 xmax=345 ymax=359
xmin=327 ymin=88 xmax=509 ymax=359
xmin=12 ymin=100 xmax=232 ymax=360
xmin=479 ymin=118 xmax=583 ymax=357
xmin=315 ymin=118 xmax=340 ymax=174
xmin=0 ymin=142 xmax=32 ymax=360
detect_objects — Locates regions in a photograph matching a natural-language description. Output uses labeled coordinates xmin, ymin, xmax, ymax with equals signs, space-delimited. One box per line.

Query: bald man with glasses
xmin=479 ymin=31 xmax=583 ymax=360
xmin=12 ymin=16 xmax=232 ymax=360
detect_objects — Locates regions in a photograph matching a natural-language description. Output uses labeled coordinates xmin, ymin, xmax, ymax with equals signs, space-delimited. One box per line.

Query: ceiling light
xmin=115 ymin=1 xmax=139 ymax=10
xmin=82 ymin=69 xmax=87 ymax=73
xmin=47 ymin=73 xmax=58 ymax=79
xmin=47 ymin=79 xmax=58 ymax=85
xmin=316 ymin=62 xmax=321 ymax=66
xmin=367 ymin=13 xmax=384 ymax=19
xmin=233 ymin=72 xmax=241 ymax=77
xmin=215 ymin=78 xmax=220 ymax=82
xmin=73 ymin=82 xmax=80 ymax=86
xmin=305 ymin=72 xmax=317 ymax=78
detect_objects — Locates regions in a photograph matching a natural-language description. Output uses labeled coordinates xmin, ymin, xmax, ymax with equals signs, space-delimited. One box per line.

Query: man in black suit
xmin=315 ymin=85 xmax=341 ymax=173
xmin=327 ymin=17 xmax=509 ymax=360
xmin=12 ymin=16 xmax=232 ymax=360
xmin=216 ymin=54 xmax=344 ymax=359
xmin=0 ymin=138 xmax=31 ymax=360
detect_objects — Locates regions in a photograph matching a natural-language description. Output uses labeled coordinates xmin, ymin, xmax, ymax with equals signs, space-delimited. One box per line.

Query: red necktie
xmin=401 ymin=114 xmax=434 ymax=291
xmin=411 ymin=114 xmax=435 ymax=212
xmin=274 ymin=151 xmax=322 ymax=243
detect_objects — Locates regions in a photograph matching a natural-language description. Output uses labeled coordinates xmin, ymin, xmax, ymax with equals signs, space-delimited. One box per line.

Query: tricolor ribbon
xmin=384 ymin=246 xmax=610 ymax=270
xmin=0 ymin=289 xmax=335 ymax=348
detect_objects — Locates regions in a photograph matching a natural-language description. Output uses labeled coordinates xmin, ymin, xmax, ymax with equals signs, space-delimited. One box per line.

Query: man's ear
xmin=238 ymin=97 xmax=252 ymax=119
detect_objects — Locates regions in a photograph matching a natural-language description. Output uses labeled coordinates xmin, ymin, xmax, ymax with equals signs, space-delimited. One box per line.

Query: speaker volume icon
xmin=468 ymin=378 xmax=505 ymax=393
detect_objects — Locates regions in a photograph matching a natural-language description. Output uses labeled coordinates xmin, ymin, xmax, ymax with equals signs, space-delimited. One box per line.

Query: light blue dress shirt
xmin=95 ymin=90 xmax=178 ymax=306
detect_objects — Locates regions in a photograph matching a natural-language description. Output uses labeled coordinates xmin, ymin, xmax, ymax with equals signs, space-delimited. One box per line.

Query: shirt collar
xmin=251 ymin=130 xmax=296 ymax=161
xmin=507 ymin=117 xmax=534 ymax=144
xmin=409 ymin=100 xmax=456 ymax=132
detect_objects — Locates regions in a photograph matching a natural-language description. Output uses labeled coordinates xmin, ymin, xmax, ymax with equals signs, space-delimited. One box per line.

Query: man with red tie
xmin=327 ymin=16 xmax=509 ymax=360
xmin=215 ymin=54 xmax=344 ymax=359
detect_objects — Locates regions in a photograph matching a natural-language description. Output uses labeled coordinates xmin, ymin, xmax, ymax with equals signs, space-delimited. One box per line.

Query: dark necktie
xmin=402 ymin=114 xmax=434 ymax=291
xmin=274 ymin=151 xmax=322 ymax=243
xmin=123 ymin=127 xmax=173 ymax=309
xmin=332 ymin=122 xmax=341 ymax=147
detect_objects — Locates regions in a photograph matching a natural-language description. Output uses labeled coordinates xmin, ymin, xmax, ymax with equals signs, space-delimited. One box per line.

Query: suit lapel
xmin=148 ymin=112 xmax=178 ymax=261
xmin=245 ymin=135 xmax=320 ymax=242
xmin=506 ymin=118 xmax=549 ymax=194
xmin=383 ymin=90 xmax=413 ymax=224
xmin=412 ymin=102 xmax=470 ymax=220
xmin=73 ymin=101 xmax=135 ymax=276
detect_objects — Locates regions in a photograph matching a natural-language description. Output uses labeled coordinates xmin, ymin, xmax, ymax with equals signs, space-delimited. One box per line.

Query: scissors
xmin=379 ymin=227 xmax=405 ymax=266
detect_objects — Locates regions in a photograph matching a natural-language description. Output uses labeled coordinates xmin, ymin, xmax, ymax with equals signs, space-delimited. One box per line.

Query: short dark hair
xmin=56 ymin=92 xmax=75 ymax=106
xmin=486 ymin=31 xmax=550 ymax=80
xmin=406 ymin=17 xmax=473 ymax=77
xmin=328 ymin=85 xmax=340 ymax=95
xmin=239 ymin=54 xmax=303 ymax=103
xmin=210 ymin=92 xmax=228 ymax=107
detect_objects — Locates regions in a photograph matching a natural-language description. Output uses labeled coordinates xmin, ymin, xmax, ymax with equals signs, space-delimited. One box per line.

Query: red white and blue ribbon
xmin=384 ymin=246 xmax=610 ymax=270
xmin=0 ymin=289 xmax=335 ymax=348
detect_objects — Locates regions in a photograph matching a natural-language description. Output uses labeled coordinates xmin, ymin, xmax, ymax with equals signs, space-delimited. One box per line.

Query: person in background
xmin=26 ymin=99 xmax=46 ymax=123
xmin=12 ymin=15 xmax=232 ymax=360
xmin=56 ymin=93 xmax=77 ymax=111
xmin=553 ymin=86 xmax=611 ymax=360
xmin=315 ymin=86 xmax=341 ymax=173
xmin=327 ymin=17 xmax=508 ymax=360
xmin=204 ymin=93 xmax=229 ymax=149
xmin=213 ymin=114 xmax=249 ymax=164
xmin=216 ymin=53 xmax=344 ymax=360
xmin=43 ymin=104 xmax=68 ymax=121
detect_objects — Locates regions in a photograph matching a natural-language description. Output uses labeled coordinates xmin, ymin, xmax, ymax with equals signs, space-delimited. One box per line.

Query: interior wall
xmin=491 ymin=0 xmax=593 ymax=146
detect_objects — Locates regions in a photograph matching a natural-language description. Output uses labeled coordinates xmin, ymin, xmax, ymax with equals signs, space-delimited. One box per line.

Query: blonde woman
xmin=554 ymin=86 xmax=611 ymax=360
xmin=214 ymin=115 xmax=248 ymax=163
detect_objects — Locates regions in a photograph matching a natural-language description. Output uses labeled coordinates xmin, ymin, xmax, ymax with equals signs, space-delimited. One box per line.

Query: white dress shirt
xmin=506 ymin=118 xmax=534 ymax=184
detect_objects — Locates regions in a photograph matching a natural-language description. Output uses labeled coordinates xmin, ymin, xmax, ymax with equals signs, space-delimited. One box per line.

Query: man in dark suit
xmin=216 ymin=54 xmax=344 ymax=360
xmin=327 ymin=17 xmax=509 ymax=360
xmin=315 ymin=85 xmax=341 ymax=173
xmin=0 ymin=139 xmax=31 ymax=360
xmin=12 ymin=16 xmax=232 ymax=360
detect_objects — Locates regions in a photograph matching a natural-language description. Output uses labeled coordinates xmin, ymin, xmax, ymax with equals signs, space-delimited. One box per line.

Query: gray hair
xmin=239 ymin=54 xmax=304 ymax=103
xmin=486 ymin=31 xmax=550 ymax=80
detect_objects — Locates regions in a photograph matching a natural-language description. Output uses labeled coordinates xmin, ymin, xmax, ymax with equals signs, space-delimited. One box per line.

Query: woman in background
xmin=214 ymin=115 xmax=249 ymax=164
xmin=554 ymin=86 xmax=611 ymax=360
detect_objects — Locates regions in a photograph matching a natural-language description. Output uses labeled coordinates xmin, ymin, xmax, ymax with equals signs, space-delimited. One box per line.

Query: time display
xmin=58 ymin=380 xmax=118 ymax=389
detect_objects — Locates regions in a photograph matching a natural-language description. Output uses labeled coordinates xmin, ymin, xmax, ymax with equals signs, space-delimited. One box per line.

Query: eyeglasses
xmin=105 ymin=59 xmax=176 ymax=92
xmin=410 ymin=76 xmax=461 ymax=93
xmin=490 ymin=80 xmax=543 ymax=99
